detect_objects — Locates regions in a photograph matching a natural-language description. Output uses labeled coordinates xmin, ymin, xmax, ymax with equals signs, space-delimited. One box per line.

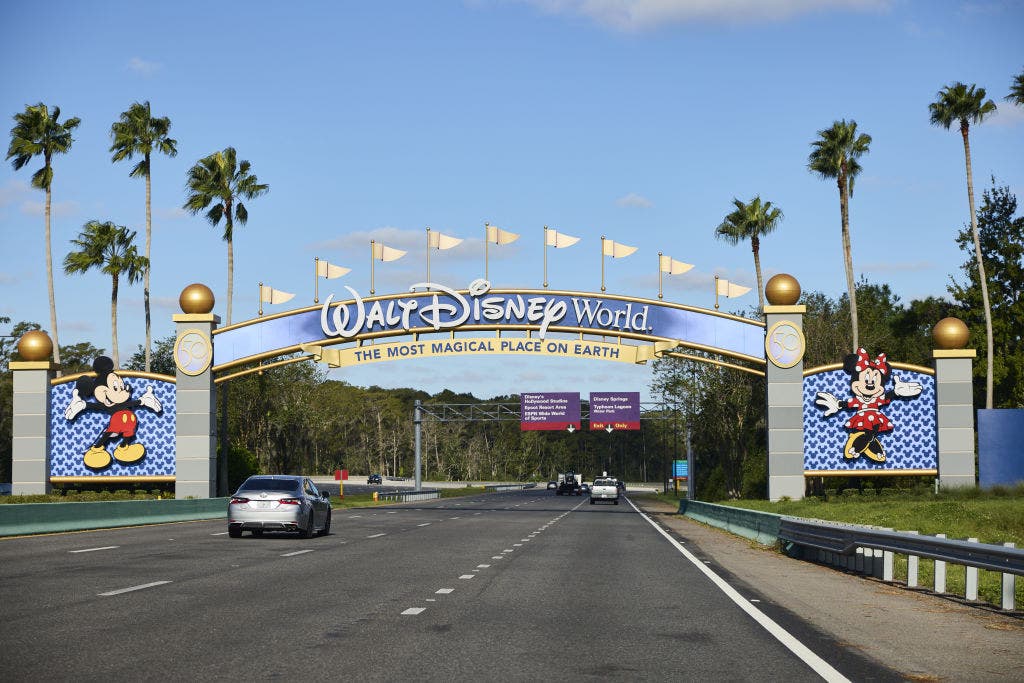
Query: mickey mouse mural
xmin=63 ymin=356 xmax=163 ymax=470
xmin=814 ymin=349 xmax=923 ymax=463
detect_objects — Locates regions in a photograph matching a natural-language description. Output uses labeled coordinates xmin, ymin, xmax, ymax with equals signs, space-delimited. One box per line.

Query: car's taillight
xmin=278 ymin=498 xmax=301 ymax=505
xmin=229 ymin=497 xmax=249 ymax=505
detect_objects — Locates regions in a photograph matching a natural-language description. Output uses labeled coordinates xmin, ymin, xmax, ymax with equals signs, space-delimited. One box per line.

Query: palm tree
xmin=808 ymin=119 xmax=872 ymax=351
xmin=183 ymin=147 xmax=269 ymax=325
xmin=110 ymin=101 xmax=178 ymax=372
xmin=63 ymin=221 xmax=147 ymax=368
xmin=929 ymin=82 xmax=997 ymax=409
xmin=6 ymin=103 xmax=81 ymax=367
xmin=714 ymin=196 xmax=783 ymax=310
xmin=1006 ymin=68 xmax=1024 ymax=106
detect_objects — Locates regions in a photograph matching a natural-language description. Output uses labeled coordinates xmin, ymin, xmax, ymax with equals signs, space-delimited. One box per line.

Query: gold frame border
xmin=806 ymin=469 xmax=937 ymax=478
xmin=52 ymin=370 xmax=176 ymax=386
xmin=50 ymin=476 xmax=176 ymax=484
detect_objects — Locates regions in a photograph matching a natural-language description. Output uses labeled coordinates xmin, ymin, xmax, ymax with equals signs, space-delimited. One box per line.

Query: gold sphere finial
xmin=17 ymin=330 xmax=53 ymax=361
xmin=179 ymin=283 xmax=215 ymax=314
xmin=933 ymin=317 xmax=970 ymax=350
xmin=765 ymin=274 xmax=801 ymax=306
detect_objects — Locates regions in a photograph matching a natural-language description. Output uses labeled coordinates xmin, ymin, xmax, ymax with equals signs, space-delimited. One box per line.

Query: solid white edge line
xmin=69 ymin=546 xmax=119 ymax=553
xmin=627 ymin=499 xmax=851 ymax=683
xmin=98 ymin=581 xmax=172 ymax=597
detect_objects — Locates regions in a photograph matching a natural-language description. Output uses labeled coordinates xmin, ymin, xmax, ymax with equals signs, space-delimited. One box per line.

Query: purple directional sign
xmin=520 ymin=392 xmax=581 ymax=431
xmin=589 ymin=392 xmax=640 ymax=431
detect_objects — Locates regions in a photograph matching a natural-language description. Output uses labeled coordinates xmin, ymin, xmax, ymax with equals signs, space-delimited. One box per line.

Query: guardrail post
xmin=855 ymin=547 xmax=865 ymax=574
xmin=1003 ymin=542 xmax=1016 ymax=611
xmin=965 ymin=537 xmax=979 ymax=601
xmin=907 ymin=530 xmax=920 ymax=588
xmin=934 ymin=533 xmax=947 ymax=594
xmin=883 ymin=549 xmax=894 ymax=582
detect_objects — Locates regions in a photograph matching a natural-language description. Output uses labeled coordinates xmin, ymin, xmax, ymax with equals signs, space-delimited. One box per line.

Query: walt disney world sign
xmin=212 ymin=279 xmax=767 ymax=372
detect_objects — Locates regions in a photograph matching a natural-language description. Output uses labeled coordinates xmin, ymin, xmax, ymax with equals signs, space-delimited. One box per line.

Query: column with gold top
xmin=10 ymin=331 xmax=58 ymax=494
xmin=932 ymin=317 xmax=977 ymax=488
xmin=763 ymin=274 xmax=807 ymax=501
xmin=173 ymin=284 xmax=220 ymax=498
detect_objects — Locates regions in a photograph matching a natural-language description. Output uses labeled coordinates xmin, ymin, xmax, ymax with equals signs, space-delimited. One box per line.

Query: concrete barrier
xmin=0 ymin=498 xmax=228 ymax=537
xmin=678 ymin=499 xmax=782 ymax=546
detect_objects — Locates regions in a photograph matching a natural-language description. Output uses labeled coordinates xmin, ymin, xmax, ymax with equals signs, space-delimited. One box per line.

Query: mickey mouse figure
xmin=64 ymin=356 xmax=163 ymax=470
xmin=814 ymin=348 xmax=922 ymax=463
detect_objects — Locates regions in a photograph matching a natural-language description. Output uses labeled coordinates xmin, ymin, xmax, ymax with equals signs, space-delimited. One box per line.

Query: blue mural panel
xmin=978 ymin=409 xmax=1024 ymax=487
xmin=50 ymin=378 xmax=176 ymax=478
xmin=803 ymin=368 xmax=936 ymax=473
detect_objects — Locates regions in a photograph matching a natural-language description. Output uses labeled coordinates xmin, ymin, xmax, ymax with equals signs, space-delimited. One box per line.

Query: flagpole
xmin=258 ymin=282 xmax=263 ymax=317
xmin=314 ymin=257 xmax=319 ymax=304
xmin=543 ymin=226 xmax=548 ymax=288
xmin=370 ymin=240 xmax=375 ymax=296
xmin=601 ymin=236 xmax=606 ymax=292
xmin=658 ymin=252 xmax=663 ymax=300
xmin=714 ymin=275 xmax=720 ymax=310
xmin=484 ymin=222 xmax=490 ymax=281
xmin=426 ymin=227 xmax=431 ymax=285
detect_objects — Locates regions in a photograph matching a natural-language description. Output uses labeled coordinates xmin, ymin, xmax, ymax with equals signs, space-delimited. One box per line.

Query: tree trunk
xmin=111 ymin=274 xmax=119 ymax=367
xmin=839 ymin=173 xmax=859 ymax=351
xmin=44 ymin=179 xmax=62 ymax=370
xmin=144 ymin=159 xmax=152 ymax=372
xmin=226 ymin=226 xmax=234 ymax=326
xmin=962 ymin=123 xmax=994 ymax=409
xmin=751 ymin=236 xmax=764 ymax=310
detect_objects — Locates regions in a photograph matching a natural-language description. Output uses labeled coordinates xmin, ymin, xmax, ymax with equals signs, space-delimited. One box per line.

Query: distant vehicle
xmin=580 ymin=482 xmax=591 ymax=494
xmin=557 ymin=471 xmax=583 ymax=496
xmin=228 ymin=475 xmax=331 ymax=538
xmin=546 ymin=481 xmax=557 ymax=490
xmin=616 ymin=480 xmax=626 ymax=492
xmin=367 ymin=473 xmax=383 ymax=485
xmin=590 ymin=477 xmax=619 ymax=505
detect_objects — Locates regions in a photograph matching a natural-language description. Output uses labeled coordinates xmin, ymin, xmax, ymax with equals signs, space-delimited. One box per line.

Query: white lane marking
xmin=386 ymin=511 xmax=398 ymax=514
xmin=474 ymin=512 xmax=482 ymax=515
xmin=501 ymin=549 xmax=514 ymax=553
xmin=628 ymin=499 xmax=851 ymax=683
xmin=459 ymin=574 xmax=475 ymax=580
xmin=436 ymin=588 xmax=454 ymax=594
xmin=477 ymin=564 xmax=491 ymax=568
xmin=282 ymin=549 xmax=315 ymax=557
xmin=426 ymin=599 xmax=436 ymax=602
xmin=492 ymin=556 xmax=504 ymax=560
xmin=210 ymin=532 xmax=228 ymax=536
xmin=367 ymin=533 xmax=387 ymax=539
xmin=513 ymin=543 xmax=522 ymax=547
xmin=449 ymin=517 xmax=460 ymax=520
xmin=348 ymin=515 xmax=363 ymax=519
xmin=98 ymin=581 xmax=171 ymax=597
xmin=402 ymin=608 xmax=426 ymax=615
xmin=417 ymin=523 xmax=431 ymax=527
xmin=70 ymin=546 xmax=119 ymax=553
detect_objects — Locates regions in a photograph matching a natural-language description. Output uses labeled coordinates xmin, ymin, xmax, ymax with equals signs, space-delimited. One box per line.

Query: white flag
xmin=716 ymin=278 xmax=751 ymax=298
xmin=316 ymin=259 xmax=351 ymax=279
xmin=545 ymin=229 xmax=580 ymax=248
xmin=659 ymin=255 xmax=694 ymax=275
xmin=427 ymin=230 xmax=463 ymax=250
xmin=260 ymin=284 xmax=295 ymax=305
xmin=372 ymin=242 xmax=407 ymax=262
xmin=602 ymin=239 xmax=637 ymax=258
xmin=486 ymin=224 xmax=519 ymax=245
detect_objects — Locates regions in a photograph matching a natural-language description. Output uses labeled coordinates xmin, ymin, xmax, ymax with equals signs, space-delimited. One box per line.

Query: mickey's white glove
xmin=139 ymin=386 xmax=162 ymax=413
xmin=65 ymin=389 xmax=86 ymax=420
xmin=893 ymin=376 xmax=923 ymax=398
xmin=815 ymin=392 xmax=840 ymax=417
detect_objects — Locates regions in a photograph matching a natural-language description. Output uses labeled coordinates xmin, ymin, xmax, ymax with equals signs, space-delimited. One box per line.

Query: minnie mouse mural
xmin=814 ymin=348 xmax=923 ymax=463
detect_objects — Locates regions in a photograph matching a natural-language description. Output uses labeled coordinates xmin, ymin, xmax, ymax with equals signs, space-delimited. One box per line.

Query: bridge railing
xmin=375 ymin=489 xmax=442 ymax=503
xmin=678 ymin=500 xmax=1022 ymax=611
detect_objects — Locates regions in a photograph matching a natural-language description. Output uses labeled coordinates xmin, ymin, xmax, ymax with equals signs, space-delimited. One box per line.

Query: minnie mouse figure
xmin=814 ymin=348 xmax=922 ymax=463
xmin=64 ymin=356 xmax=162 ymax=470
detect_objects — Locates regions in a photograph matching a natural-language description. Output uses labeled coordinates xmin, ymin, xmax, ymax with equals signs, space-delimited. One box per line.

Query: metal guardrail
xmin=778 ymin=518 xmax=1024 ymax=576
xmin=484 ymin=483 xmax=537 ymax=492
xmin=375 ymin=489 xmax=441 ymax=503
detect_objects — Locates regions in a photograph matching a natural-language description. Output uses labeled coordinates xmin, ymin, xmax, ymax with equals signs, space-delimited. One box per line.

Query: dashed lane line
xmin=367 ymin=533 xmax=387 ymax=539
xmin=69 ymin=546 xmax=119 ymax=553
xmin=98 ymin=581 xmax=172 ymax=597
xmin=402 ymin=608 xmax=426 ymax=615
xmin=282 ymin=549 xmax=315 ymax=557
xmin=436 ymin=588 xmax=454 ymax=594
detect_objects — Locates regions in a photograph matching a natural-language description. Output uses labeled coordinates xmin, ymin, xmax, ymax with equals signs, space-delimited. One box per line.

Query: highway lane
xmin=0 ymin=490 xmax=892 ymax=681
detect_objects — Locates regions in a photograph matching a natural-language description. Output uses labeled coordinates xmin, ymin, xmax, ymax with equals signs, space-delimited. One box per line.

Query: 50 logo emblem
xmin=765 ymin=321 xmax=805 ymax=369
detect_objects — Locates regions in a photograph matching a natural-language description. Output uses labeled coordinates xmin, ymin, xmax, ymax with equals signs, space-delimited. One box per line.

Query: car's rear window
xmin=594 ymin=479 xmax=615 ymax=486
xmin=238 ymin=478 xmax=301 ymax=493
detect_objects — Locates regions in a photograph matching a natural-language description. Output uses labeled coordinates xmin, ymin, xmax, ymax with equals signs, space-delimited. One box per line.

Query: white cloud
xmin=515 ymin=0 xmax=889 ymax=31
xmin=616 ymin=192 xmax=653 ymax=208
xmin=127 ymin=57 xmax=162 ymax=77
xmin=21 ymin=199 xmax=80 ymax=218
xmin=990 ymin=103 xmax=1024 ymax=128
xmin=0 ymin=180 xmax=31 ymax=208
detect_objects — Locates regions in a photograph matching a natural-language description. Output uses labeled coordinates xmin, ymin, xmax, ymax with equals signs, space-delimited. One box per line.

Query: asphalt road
xmin=0 ymin=490 xmax=893 ymax=681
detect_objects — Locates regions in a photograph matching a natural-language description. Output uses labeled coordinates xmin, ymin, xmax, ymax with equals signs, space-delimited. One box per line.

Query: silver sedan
xmin=228 ymin=475 xmax=332 ymax=538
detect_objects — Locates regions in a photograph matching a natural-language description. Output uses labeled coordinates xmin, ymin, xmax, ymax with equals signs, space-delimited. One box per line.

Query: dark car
xmin=367 ymin=473 xmax=383 ymax=485
xmin=616 ymin=480 xmax=626 ymax=492
xmin=546 ymin=481 xmax=557 ymax=490
xmin=228 ymin=475 xmax=331 ymax=538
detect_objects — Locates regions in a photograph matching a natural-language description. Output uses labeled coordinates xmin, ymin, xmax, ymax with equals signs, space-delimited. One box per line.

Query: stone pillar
xmin=763 ymin=275 xmax=807 ymax=501
xmin=9 ymin=331 xmax=58 ymax=495
xmin=173 ymin=284 xmax=219 ymax=499
xmin=932 ymin=317 xmax=976 ymax=489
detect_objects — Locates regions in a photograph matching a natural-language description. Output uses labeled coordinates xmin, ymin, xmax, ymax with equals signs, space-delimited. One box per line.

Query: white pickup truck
xmin=589 ymin=477 xmax=619 ymax=505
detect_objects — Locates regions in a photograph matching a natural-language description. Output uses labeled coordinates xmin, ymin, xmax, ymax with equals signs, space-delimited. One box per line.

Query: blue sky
xmin=1 ymin=0 xmax=1022 ymax=402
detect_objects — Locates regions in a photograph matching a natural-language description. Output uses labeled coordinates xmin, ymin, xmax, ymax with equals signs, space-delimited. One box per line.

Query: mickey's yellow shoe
xmin=84 ymin=446 xmax=112 ymax=470
xmin=114 ymin=442 xmax=146 ymax=463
